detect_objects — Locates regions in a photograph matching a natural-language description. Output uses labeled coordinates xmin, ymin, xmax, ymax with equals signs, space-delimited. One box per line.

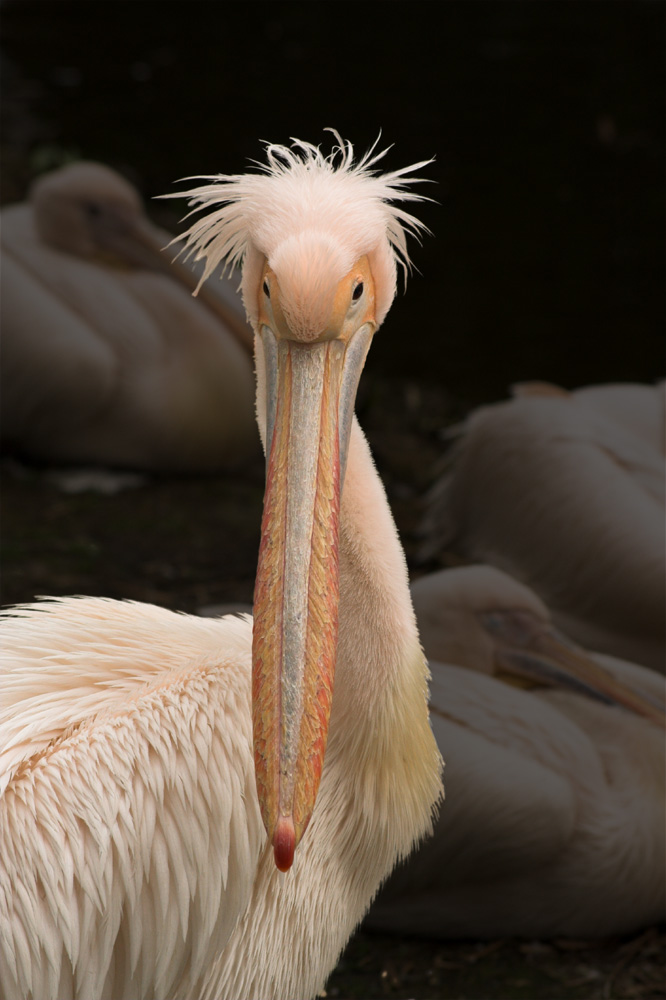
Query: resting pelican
xmin=367 ymin=564 xmax=665 ymax=939
xmin=0 ymin=161 xmax=257 ymax=472
xmin=421 ymin=381 xmax=666 ymax=671
xmin=0 ymin=136 xmax=442 ymax=1000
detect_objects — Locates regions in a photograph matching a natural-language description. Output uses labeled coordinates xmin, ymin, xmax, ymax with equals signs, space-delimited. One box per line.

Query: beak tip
xmin=273 ymin=816 xmax=296 ymax=872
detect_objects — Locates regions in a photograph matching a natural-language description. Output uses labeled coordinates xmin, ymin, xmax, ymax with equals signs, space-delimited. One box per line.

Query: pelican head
xmin=412 ymin=565 xmax=665 ymax=727
xmin=29 ymin=162 xmax=166 ymax=268
xmin=173 ymin=133 xmax=431 ymax=869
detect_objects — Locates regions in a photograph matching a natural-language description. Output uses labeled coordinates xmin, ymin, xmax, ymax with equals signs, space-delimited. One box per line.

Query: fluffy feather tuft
xmin=163 ymin=131 xmax=433 ymax=328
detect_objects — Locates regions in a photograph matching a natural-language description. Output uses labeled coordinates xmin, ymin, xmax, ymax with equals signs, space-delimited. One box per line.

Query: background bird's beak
xmin=97 ymin=217 xmax=255 ymax=352
xmin=485 ymin=611 xmax=666 ymax=727
xmin=252 ymin=321 xmax=373 ymax=871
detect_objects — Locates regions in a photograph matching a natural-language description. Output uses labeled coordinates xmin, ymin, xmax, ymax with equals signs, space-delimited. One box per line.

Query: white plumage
xmin=1 ymin=603 xmax=259 ymax=998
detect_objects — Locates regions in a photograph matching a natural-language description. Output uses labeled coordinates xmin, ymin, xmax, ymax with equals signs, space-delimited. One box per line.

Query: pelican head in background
xmin=29 ymin=162 xmax=163 ymax=268
xmin=1 ymin=161 xmax=257 ymax=472
xmin=0 ymin=134 xmax=442 ymax=1000
xmin=413 ymin=564 xmax=665 ymax=725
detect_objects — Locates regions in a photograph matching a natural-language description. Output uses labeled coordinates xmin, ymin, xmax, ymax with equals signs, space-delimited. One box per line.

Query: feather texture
xmin=0 ymin=602 xmax=262 ymax=999
xmin=166 ymin=131 xmax=432 ymax=329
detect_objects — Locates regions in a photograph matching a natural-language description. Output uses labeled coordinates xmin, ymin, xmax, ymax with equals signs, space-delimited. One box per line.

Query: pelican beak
xmin=91 ymin=211 xmax=170 ymax=273
xmin=485 ymin=611 xmax=666 ymax=728
xmin=252 ymin=256 xmax=376 ymax=870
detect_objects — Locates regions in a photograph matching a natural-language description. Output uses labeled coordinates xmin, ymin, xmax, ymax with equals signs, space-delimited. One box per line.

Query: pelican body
xmin=423 ymin=381 xmax=666 ymax=671
xmin=0 ymin=136 xmax=442 ymax=1000
xmin=368 ymin=565 xmax=665 ymax=939
xmin=0 ymin=162 xmax=257 ymax=472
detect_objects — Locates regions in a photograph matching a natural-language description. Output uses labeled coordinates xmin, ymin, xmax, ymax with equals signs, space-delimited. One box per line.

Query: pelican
xmin=0 ymin=136 xmax=443 ymax=1000
xmin=421 ymin=380 xmax=666 ymax=671
xmin=367 ymin=564 xmax=665 ymax=939
xmin=0 ymin=161 xmax=257 ymax=472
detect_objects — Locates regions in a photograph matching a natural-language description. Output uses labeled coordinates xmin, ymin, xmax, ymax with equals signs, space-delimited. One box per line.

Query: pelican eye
xmin=352 ymin=282 xmax=364 ymax=302
xmin=263 ymin=280 xmax=271 ymax=299
xmin=86 ymin=202 xmax=102 ymax=218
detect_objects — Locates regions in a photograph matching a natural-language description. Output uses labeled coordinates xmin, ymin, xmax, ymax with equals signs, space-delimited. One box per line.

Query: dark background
xmin=2 ymin=0 xmax=664 ymax=406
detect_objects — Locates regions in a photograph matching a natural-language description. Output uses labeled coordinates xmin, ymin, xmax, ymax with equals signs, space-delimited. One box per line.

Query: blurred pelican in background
xmin=1 ymin=162 xmax=258 ymax=473
xmin=421 ymin=381 xmax=666 ymax=671
xmin=367 ymin=563 xmax=665 ymax=940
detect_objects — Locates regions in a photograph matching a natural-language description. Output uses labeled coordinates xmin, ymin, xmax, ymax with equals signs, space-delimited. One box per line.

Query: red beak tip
xmin=273 ymin=817 xmax=296 ymax=872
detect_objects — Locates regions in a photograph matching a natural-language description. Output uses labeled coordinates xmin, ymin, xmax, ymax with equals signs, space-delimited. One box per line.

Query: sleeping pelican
xmin=0 ymin=161 xmax=257 ymax=472
xmin=421 ymin=381 xmax=666 ymax=671
xmin=0 ymin=135 xmax=443 ymax=1000
xmin=368 ymin=564 xmax=665 ymax=939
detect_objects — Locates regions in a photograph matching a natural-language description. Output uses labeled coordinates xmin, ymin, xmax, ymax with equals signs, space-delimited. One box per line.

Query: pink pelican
xmin=0 ymin=136 xmax=442 ymax=1000
xmin=422 ymin=380 xmax=666 ymax=671
xmin=368 ymin=564 xmax=665 ymax=939
xmin=1 ymin=161 xmax=257 ymax=472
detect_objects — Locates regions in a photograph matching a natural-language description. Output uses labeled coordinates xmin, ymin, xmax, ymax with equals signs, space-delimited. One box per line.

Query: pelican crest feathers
xmin=165 ymin=131 xmax=433 ymax=332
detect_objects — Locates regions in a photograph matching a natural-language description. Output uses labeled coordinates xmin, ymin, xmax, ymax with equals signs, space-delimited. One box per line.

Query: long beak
xmin=486 ymin=612 xmax=665 ymax=728
xmin=252 ymin=325 xmax=373 ymax=870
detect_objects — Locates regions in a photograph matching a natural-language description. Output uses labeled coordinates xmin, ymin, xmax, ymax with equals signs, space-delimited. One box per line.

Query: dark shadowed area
xmin=1 ymin=1 xmax=664 ymax=997
xmin=2 ymin=0 xmax=664 ymax=399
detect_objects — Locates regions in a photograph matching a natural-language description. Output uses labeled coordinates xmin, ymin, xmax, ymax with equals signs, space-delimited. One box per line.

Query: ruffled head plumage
xmin=165 ymin=131 xmax=432 ymax=332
